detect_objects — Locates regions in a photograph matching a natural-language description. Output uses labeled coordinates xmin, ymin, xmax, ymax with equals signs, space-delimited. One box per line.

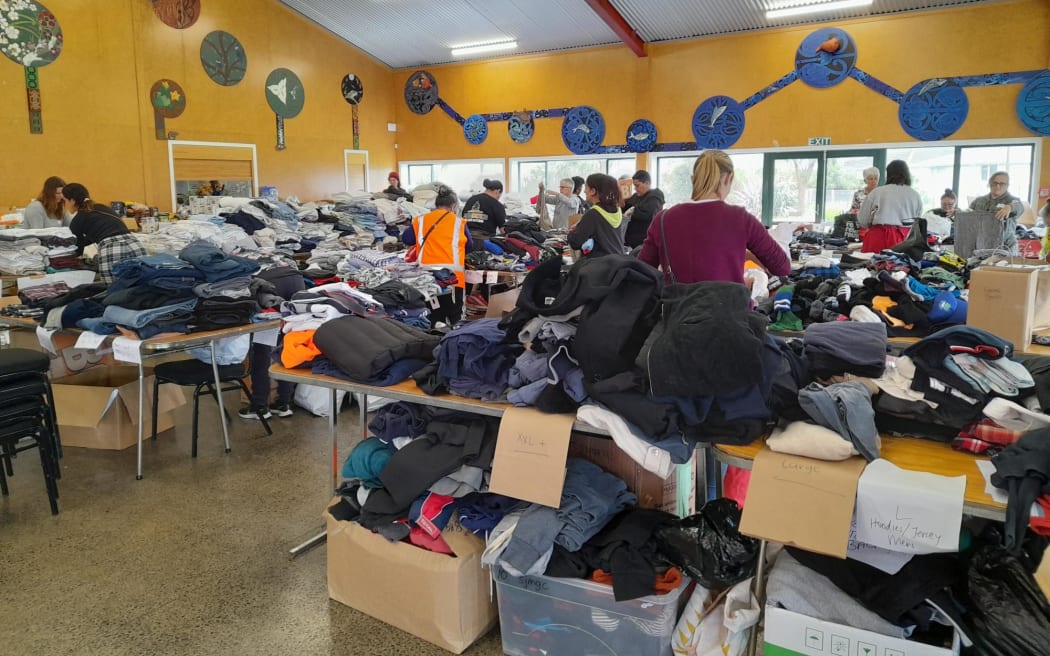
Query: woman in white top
xmin=858 ymin=160 xmax=923 ymax=253
xmin=23 ymin=176 xmax=70 ymax=229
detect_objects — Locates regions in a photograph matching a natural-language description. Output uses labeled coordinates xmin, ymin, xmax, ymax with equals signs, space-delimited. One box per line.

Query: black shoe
xmin=238 ymin=405 xmax=272 ymax=420
xmin=270 ymin=402 xmax=293 ymax=418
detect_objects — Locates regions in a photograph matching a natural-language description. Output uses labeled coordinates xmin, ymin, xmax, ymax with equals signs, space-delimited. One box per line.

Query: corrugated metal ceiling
xmin=277 ymin=0 xmax=1002 ymax=69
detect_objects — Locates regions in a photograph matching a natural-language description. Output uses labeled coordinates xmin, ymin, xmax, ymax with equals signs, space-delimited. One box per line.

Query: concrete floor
xmin=0 ymin=393 xmax=505 ymax=656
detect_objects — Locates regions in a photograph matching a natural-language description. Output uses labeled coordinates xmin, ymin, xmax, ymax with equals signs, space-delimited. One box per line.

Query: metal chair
xmin=150 ymin=356 xmax=272 ymax=458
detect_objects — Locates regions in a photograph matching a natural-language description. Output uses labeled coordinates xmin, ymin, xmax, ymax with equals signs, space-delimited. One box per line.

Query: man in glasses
xmin=971 ymin=171 xmax=1025 ymax=253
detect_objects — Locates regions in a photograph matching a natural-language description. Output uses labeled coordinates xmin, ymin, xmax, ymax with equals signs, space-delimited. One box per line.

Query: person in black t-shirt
xmin=461 ymin=179 xmax=507 ymax=243
xmin=63 ymin=182 xmax=146 ymax=284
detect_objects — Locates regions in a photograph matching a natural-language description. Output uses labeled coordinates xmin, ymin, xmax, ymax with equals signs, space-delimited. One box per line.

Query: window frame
xmin=508 ymin=154 xmax=638 ymax=192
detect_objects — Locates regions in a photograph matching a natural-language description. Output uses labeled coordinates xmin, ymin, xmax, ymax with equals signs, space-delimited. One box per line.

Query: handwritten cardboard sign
xmin=855 ymin=459 xmax=964 ymax=554
xmin=489 ymin=407 xmax=574 ymax=508
xmin=740 ymin=449 xmax=866 ymax=558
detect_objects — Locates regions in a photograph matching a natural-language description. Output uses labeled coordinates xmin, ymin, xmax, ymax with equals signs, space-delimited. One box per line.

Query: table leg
xmin=211 ymin=341 xmax=231 ymax=453
xmin=136 ymin=359 xmax=145 ymax=480
xmin=745 ymin=539 xmax=769 ymax=656
xmin=359 ymin=393 xmax=368 ymax=438
xmin=289 ymin=387 xmax=339 ymax=560
xmin=715 ymin=459 xmax=725 ymax=499
xmin=289 ymin=531 xmax=327 ymax=558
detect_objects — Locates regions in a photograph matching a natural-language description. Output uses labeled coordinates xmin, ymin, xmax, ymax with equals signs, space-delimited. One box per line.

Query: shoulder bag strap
xmin=417 ymin=210 xmax=451 ymax=256
xmin=658 ymin=209 xmax=677 ymax=285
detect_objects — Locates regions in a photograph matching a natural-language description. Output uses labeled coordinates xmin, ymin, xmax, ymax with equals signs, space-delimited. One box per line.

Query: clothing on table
xmin=637 ymin=200 xmax=790 ymax=286
xmin=109 ymin=253 xmax=204 ymax=290
xmin=178 ymin=240 xmax=260 ymax=282
xmin=313 ymin=315 xmax=439 ymax=384
xmin=367 ymin=402 xmax=431 ymax=442
xmin=798 ymin=381 xmax=881 ymax=461
xmin=435 ymin=318 xmax=521 ymax=401
xmin=568 ymin=205 xmax=624 ymax=258
xmin=803 ymin=321 xmax=888 ymax=379
xmin=193 ymin=277 xmax=254 ymax=299
xmin=623 ymin=188 xmax=665 ymax=249
xmin=767 ymin=421 xmax=860 ymax=461
xmin=97 ymin=234 xmax=147 ymax=285
xmin=102 ymin=285 xmax=195 ymax=310
xmin=18 ymin=282 xmax=70 ymax=306
xmin=281 ymin=330 xmax=322 ymax=368
xmin=188 ymin=298 xmax=259 ymax=331
xmin=461 ymin=193 xmax=507 ymax=238
xmin=100 ymin=297 xmax=198 ymax=330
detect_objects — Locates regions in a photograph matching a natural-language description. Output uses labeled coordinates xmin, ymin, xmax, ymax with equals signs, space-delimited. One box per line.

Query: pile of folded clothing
xmin=435 ymin=318 xmax=523 ymax=401
xmin=359 ymin=279 xmax=430 ymax=330
xmin=312 ymin=314 xmax=439 ymax=385
xmin=0 ymin=236 xmax=49 ymax=274
xmin=179 ymin=240 xmax=260 ymax=282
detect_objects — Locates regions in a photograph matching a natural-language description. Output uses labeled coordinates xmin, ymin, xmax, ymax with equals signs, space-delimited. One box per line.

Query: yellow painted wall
xmin=394 ymin=0 xmax=1050 ymax=202
xmin=0 ymin=0 xmax=397 ymax=212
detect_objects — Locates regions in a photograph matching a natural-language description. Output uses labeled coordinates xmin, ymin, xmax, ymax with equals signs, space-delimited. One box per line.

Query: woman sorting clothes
xmin=922 ymin=188 xmax=958 ymax=239
xmin=63 ymin=183 xmax=146 ymax=284
xmin=567 ymin=173 xmax=625 ymax=258
xmin=24 ymin=176 xmax=70 ymax=229
xmin=382 ymin=171 xmax=412 ymax=200
xmin=401 ymin=186 xmax=472 ymax=327
xmin=461 ymin=178 xmax=507 ymax=243
xmin=637 ymin=149 xmax=790 ymax=285
xmin=857 ymin=160 xmax=923 ymax=253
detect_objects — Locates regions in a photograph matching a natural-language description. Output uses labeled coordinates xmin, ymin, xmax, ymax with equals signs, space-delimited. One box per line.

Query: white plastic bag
xmin=294 ymin=384 xmax=347 ymax=417
xmin=672 ymin=578 xmax=759 ymax=656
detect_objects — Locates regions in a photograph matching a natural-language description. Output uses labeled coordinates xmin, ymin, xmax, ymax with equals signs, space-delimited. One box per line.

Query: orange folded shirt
xmin=281 ymin=329 xmax=321 ymax=368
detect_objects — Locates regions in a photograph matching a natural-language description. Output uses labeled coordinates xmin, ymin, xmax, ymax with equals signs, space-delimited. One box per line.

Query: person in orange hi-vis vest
xmin=401 ymin=186 xmax=473 ymax=327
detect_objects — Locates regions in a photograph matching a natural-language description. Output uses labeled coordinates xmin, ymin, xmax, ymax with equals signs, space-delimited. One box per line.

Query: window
xmin=399 ymin=159 xmax=505 ymax=199
xmin=886 ymin=146 xmax=955 ymax=212
xmin=957 ymin=145 xmax=1034 ymax=208
xmin=511 ymin=156 xmax=636 ymax=192
xmin=652 ymin=139 xmax=1038 ymax=227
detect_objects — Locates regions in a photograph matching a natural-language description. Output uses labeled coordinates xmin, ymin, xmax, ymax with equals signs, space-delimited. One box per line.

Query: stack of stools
xmin=0 ymin=348 xmax=62 ymax=515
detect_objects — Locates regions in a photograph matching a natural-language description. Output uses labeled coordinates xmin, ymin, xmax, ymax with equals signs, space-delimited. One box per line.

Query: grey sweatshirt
xmin=858 ymin=184 xmax=924 ymax=228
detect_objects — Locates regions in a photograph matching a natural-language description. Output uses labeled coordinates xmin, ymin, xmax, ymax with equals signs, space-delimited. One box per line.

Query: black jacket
xmin=313 ymin=316 xmax=439 ymax=382
xmin=623 ymin=188 xmax=665 ymax=248
xmin=568 ymin=207 xmax=625 ymax=258
xmin=644 ymin=282 xmax=766 ymax=398
xmin=501 ymin=254 xmax=662 ymax=384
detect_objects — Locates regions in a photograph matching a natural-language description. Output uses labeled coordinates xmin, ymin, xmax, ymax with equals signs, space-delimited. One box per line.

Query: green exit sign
xmin=808 ymin=137 xmax=832 ymax=146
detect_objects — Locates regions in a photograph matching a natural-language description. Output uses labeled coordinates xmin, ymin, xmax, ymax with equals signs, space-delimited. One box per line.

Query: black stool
xmin=0 ymin=348 xmax=62 ymax=515
xmin=150 ymin=358 xmax=272 ymax=458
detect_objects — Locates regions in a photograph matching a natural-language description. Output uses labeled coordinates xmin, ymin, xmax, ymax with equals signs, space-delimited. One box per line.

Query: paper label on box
xmin=740 ymin=450 xmax=866 ymax=558
xmin=36 ymin=326 xmax=57 ymax=355
xmin=855 ymin=459 xmax=964 ymax=554
xmin=254 ymin=328 xmax=279 ymax=347
xmin=464 ymin=270 xmax=484 ymax=284
xmin=485 ymin=271 xmax=499 ymax=284
xmin=74 ymin=331 xmax=107 ymax=351
xmin=489 ymin=407 xmax=574 ymax=507
xmin=112 ymin=336 xmax=142 ymax=364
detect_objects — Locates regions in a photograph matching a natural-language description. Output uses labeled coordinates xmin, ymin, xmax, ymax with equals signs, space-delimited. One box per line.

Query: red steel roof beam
xmin=584 ymin=0 xmax=647 ymax=58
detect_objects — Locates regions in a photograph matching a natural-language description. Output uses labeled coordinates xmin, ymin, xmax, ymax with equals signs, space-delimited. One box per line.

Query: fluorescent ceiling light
xmin=766 ymin=0 xmax=873 ymax=20
xmin=450 ymin=40 xmax=518 ymax=57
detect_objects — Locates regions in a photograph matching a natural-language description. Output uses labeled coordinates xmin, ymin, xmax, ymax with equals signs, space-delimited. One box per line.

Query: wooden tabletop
xmin=269 ymin=364 xmax=611 ymax=437
xmin=714 ymin=437 xmax=1005 ymax=520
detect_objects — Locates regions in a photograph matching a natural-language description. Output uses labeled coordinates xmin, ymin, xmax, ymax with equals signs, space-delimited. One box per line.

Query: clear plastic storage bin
xmin=493 ymin=568 xmax=688 ymax=656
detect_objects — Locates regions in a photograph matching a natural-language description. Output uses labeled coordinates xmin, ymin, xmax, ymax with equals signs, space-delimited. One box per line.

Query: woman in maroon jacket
xmin=638 ymin=150 xmax=790 ymax=285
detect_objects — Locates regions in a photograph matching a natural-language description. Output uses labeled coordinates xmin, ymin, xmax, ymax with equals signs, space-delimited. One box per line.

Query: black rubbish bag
xmin=655 ymin=498 xmax=759 ymax=589
xmin=964 ymin=545 xmax=1050 ymax=656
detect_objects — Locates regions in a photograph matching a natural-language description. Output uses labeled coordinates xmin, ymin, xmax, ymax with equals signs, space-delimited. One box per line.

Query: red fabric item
xmin=964 ymin=419 xmax=1024 ymax=446
xmin=861 ymin=225 xmax=910 ymax=253
xmin=951 ymin=436 xmax=996 ymax=455
xmin=408 ymin=526 xmax=454 ymax=554
xmin=590 ymin=567 xmax=682 ymax=595
xmin=723 ymin=466 xmax=751 ymax=507
xmin=1029 ymin=497 xmax=1050 ymax=536
xmin=309 ymin=276 xmax=341 ymax=285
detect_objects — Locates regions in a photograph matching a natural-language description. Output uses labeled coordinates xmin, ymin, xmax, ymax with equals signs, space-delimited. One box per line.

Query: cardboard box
xmin=326 ymin=505 xmax=497 ymax=654
xmin=52 ymin=366 xmax=186 ymax=450
xmin=567 ymin=431 xmax=696 ymax=517
xmin=967 ymin=265 xmax=1041 ymax=352
xmin=765 ymin=607 xmax=959 ymax=656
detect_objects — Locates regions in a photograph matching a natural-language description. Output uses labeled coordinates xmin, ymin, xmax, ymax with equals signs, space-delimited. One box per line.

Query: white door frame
xmin=344 ymin=149 xmax=370 ymax=192
xmin=167 ymin=140 xmax=258 ymax=211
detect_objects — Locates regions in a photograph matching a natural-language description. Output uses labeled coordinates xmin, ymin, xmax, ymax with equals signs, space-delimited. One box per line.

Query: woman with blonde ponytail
xmin=638 ymin=150 xmax=789 ymax=286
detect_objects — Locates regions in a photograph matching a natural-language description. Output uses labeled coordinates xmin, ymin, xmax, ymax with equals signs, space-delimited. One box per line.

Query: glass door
xmin=823 ymin=150 xmax=883 ymax=220
xmin=763 ymin=154 xmax=822 ymax=225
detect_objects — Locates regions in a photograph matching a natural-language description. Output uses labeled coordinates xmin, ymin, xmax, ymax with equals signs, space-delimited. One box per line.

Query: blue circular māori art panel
xmin=463 ymin=114 xmax=488 ymax=145
xmin=691 ymin=96 xmax=745 ymax=149
xmin=561 ymin=105 xmax=606 ymax=154
xmin=1016 ymin=71 xmax=1050 ymax=136
xmin=898 ymin=79 xmax=969 ymax=141
xmin=795 ymin=28 xmax=856 ymax=89
xmin=625 ymin=119 xmax=657 ymax=153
